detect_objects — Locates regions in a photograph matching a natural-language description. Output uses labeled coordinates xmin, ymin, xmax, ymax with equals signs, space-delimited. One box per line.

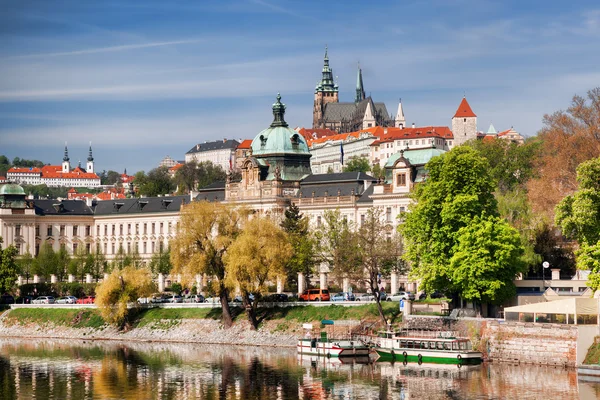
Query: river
xmin=0 ymin=339 xmax=598 ymax=399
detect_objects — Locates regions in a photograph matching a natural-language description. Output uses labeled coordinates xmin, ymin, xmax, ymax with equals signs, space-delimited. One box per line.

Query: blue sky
xmin=1 ymin=0 xmax=599 ymax=174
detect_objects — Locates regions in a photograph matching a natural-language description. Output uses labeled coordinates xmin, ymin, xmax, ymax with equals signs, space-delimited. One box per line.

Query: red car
xmin=76 ymin=296 xmax=95 ymax=304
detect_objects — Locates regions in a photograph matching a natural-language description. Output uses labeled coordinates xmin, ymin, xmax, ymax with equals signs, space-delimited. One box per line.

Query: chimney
xmin=223 ymin=138 xmax=227 ymax=143
xmin=412 ymin=123 xmax=415 ymax=128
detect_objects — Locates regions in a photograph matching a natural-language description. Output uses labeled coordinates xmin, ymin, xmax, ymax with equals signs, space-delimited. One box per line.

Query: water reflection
xmin=0 ymin=339 xmax=598 ymax=399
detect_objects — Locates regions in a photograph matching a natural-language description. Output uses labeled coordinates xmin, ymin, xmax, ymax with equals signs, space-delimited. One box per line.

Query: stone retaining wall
xmin=405 ymin=316 xmax=579 ymax=367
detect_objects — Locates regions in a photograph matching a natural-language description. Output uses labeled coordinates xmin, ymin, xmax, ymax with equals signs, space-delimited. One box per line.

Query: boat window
xmin=429 ymin=342 xmax=436 ymax=349
xmin=436 ymin=342 xmax=444 ymax=350
xmin=407 ymin=341 xmax=414 ymax=349
xmin=421 ymin=342 xmax=427 ymax=349
xmin=466 ymin=341 xmax=472 ymax=350
xmin=443 ymin=342 xmax=451 ymax=350
xmin=452 ymin=342 xmax=458 ymax=351
xmin=459 ymin=341 xmax=466 ymax=350
xmin=400 ymin=340 xmax=407 ymax=348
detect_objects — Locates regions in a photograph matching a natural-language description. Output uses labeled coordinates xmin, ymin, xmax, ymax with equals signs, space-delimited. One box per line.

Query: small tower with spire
xmin=355 ymin=63 xmax=366 ymax=103
xmin=394 ymin=98 xmax=406 ymax=128
xmin=313 ymin=45 xmax=339 ymax=128
xmin=62 ymin=143 xmax=70 ymax=173
xmin=86 ymin=142 xmax=95 ymax=173
xmin=452 ymin=96 xmax=478 ymax=147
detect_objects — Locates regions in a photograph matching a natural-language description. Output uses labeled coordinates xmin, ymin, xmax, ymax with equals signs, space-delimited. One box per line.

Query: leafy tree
xmin=327 ymin=166 xmax=334 ymax=174
xmin=343 ymin=157 xmax=371 ymax=173
xmin=135 ymin=167 xmax=174 ymax=197
xmin=280 ymin=203 xmax=314 ymax=288
xmin=103 ymin=170 xmax=122 ymax=186
xmin=528 ymin=88 xmax=600 ymax=218
xmin=69 ymin=246 xmax=88 ymax=281
xmin=148 ymin=247 xmax=172 ymax=276
xmin=56 ymin=245 xmax=71 ymax=281
xmin=17 ymin=246 xmax=34 ymax=283
xmin=531 ymin=223 xmax=576 ymax=278
xmin=0 ymin=237 xmax=18 ymax=293
xmin=11 ymin=157 xmax=44 ymax=168
xmin=22 ymin=184 xmax=68 ymax=199
xmin=355 ymin=208 xmax=404 ymax=325
xmin=370 ymin=164 xmax=385 ymax=180
xmin=32 ymin=242 xmax=57 ymax=279
xmin=95 ymin=266 xmax=155 ymax=327
xmin=224 ymin=216 xmax=291 ymax=329
xmin=555 ymin=157 xmax=600 ymax=288
xmin=196 ymin=161 xmax=227 ymax=189
xmin=467 ymin=137 xmax=541 ymax=193
xmin=313 ymin=210 xmax=361 ymax=288
xmin=0 ymin=155 xmax=10 ymax=176
xmin=174 ymin=161 xmax=199 ymax=194
xmin=449 ymin=215 xmax=526 ymax=305
xmin=398 ymin=146 xmax=498 ymax=295
xmin=170 ymin=201 xmax=247 ymax=328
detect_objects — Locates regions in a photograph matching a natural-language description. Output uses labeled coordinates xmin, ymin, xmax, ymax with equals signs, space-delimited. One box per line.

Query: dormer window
xmin=52 ymin=203 xmax=65 ymax=213
xmin=114 ymin=202 xmax=124 ymax=211
xmin=161 ymin=199 xmax=173 ymax=209
xmin=138 ymin=200 xmax=148 ymax=210
xmin=291 ymin=134 xmax=300 ymax=149
xmin=260 ymin=135 xmax=267 ymax=148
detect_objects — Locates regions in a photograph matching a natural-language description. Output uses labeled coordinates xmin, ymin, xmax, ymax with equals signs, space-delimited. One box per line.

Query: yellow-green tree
xmin=170 ymin=201 xmax=247 ymax=328
xmin=95 ymin=266 xmax=155 ymax=328
xmin=224 ymin=216 xmax=291 ymax=329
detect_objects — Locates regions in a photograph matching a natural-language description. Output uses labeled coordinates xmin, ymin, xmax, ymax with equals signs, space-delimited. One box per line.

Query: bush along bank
xmin=0 ymin=303 xmax=401 ymax=347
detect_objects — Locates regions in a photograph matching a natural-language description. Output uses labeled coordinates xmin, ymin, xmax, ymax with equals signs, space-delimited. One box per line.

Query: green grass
xmin=584 ymin=338 xmax=600 ymax=365
xmin=413 ymin=298 xmax=451 ymax=304
xmin=6 ymin=308 xmax=106 ymax=329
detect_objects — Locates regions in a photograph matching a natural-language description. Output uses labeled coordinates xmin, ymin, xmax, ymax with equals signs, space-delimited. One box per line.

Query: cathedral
xmin=312 ymin=47 xmax=405 ymax=133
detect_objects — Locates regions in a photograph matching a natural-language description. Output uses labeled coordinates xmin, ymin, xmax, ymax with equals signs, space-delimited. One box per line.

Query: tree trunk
xmin=243 ymin=294 xmax=259 ymax=330
xmin=372 ymin=281 xmax=387 ymax=327
xmin=219 ymin=286 xmax=233 ymax=328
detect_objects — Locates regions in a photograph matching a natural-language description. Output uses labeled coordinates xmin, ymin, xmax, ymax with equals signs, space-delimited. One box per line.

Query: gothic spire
xmin=355 ymin=62 xmax=365 ymax=103
xmin=63 ymin=143 xmax=69 ymax=162
xmin=87 ymin=142 xmax=94 ymax=162
xmin=315 ymin=45 xmax=337 ymax=93
xmin=270 ymin=93 xmax=288 ymax=128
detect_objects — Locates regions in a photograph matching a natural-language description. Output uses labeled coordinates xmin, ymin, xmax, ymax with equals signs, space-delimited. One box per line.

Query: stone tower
xmin=62 ymin=143 xmax=70 ymax=173
xmin=86 ymin=143 xmax=94 ymax=173
xmin=313 ymin=46 xmax=339 ymax=128
xmin=394 ymin=98 xmax=406 ymax=128
xmin=355 ymin=63 xmax=365 ymax=103
xmin=451 ymin=96 xmax=477 ymax=146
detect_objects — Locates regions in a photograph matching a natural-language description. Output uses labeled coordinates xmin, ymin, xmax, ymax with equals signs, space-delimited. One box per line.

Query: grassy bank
xmin=584 ymin=337 xmax=600 ymax=364
xmin=4 ymin=303 xmax=402 ymax=331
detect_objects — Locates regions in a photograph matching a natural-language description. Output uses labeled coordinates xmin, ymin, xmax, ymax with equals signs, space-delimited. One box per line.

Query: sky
xmin=1 ymin=0 xmax=599 ymax=174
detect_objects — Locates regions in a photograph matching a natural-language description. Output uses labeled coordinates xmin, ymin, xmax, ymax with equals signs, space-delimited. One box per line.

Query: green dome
xmin=251 ymin=94 xmax=311 ymax=156
xmin=0 ymin=183 xmax=25 ymax=195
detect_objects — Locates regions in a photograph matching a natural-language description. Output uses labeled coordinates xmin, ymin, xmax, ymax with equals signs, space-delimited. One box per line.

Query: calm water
xmin=0 ymin=339 xmax=598 ymax=400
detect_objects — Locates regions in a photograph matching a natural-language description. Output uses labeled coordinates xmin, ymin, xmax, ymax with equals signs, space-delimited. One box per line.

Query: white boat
xmin=297 ymin=338 xmax=370 ymax=358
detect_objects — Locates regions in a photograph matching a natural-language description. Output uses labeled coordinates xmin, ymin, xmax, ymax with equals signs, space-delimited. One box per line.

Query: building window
xmin=360 ymin=214 xmax=365 ymax=226
xmin=128 ymin=224 xmax=131 ymax=235
xmin=96 ymin=225 xmax=100 ymax=236
xmin=86 ymin=243 xmax=91 ymax=254
xmin=317 ymin=216 xmax=322 ymax=227
xmin=112 ymin=225 xmax=116 ymax=236
xmin=144 ymin=223 xmax=147 ymax=234
xmin=104 ymin=243 xmax=108 ymax=254
xmin=167 ymin=222 xmax=172 ymax=234
xmin=35 ymin=244 xmax=39 ymax=256
xmin=120 ymin=225 xmax=123 ymax=236
xmin=397 ymin=174 xmax=407 ymax=186
xmin=104 ymin=225 xmax=108 ymax=236
xmin=35 ymin=225 xmax=40 ymax=237
xmin=160 ymin=223 xmax=163 ymax=234
xmin=136 ymin=224 xmax=139 ymax=235
xmin=400 ymin=206 xmax=406 ymax=212
xmin=143 ymin=242 xmax=147 ymax=254
xmin=111 ymin=243 xmax=115 ymax=254
xmin=386 ymin=207 xmax=392 ymax=222
xmin=86 ymin=225 xmax=91 ymax=236
xmin=15 ymin=224 xmax=21 ymax=237
xmin=151 ymin=242 xmax=155 ymax=253
xmin=16 ymin=243 xmax=21 ymax=254
xmin=47 ymin=225 xmax=53 ymax=236
xmin=127 ymin=242 xmax=131 ymax=253
xmin=60 ymin=225 xmax=65 ymax=236
xmin=152 ymin=223 xmax=155 ymax=234
xmin=73 ymin=242 xmax=78 ymax=253
xmin=159 ymin=241 xmax=164 ymax=252
xmin=73 ymin=225 xmax=78 ymax=236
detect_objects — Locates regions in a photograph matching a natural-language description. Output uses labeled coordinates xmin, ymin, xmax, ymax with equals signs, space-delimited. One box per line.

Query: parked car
xmin=233 ymin=293 xmax=255 ymax=303
xmin=165 ymin=294 xmax=183 ymax=303
xmin=0 ymin=294 xmax=15 ymax=304
xmin=56 ymin=296 xmax=78 ymax=304
xmin=331 ymin=292 xmax=355 ymax=301
xmin=32 ymin=296 xmax=55 ymax=304
xmin=298 ymin=289 xmax=330 ymax=302
xmin=204 ymin=296 xmax=221 ymax=304
xmin=419 ymin=291 xmax=445 ymax=300
xmin=183 ymin=294 xmax=205 ymax=303
xmin=15 ymin=296 xmax=33 ymax=304
xmin=76 ymin=296 xmax=95 ymax=304
xmin=265 ymin=293 xmax=289 ymax=302
xmin=386 ymin=291 xmax=415 ymax=301
xmin=356 ymin=293 xmax=375 ymax=301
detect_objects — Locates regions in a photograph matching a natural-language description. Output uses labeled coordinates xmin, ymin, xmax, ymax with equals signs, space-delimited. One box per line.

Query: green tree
xmin=95 ymin=266 xmax=155 ymax=327
xmin=174 ymin=161 xmax=199 ymax=194
xmin=196 ymin=161 xmax=227 ymax=189
xmin=370 ymin=164 xmax=385 ymax=180
xmin=343 ymin=157 xmax=371 ymax=173
xmin=148 ymin=247 xmax=172 ymax=276
xmin=170 ymin=201 xmax=247 ymax=328
xmin=69 ymin=246 xmax=88 ymax=281
xmin=355 ymin=208 xmax=404 ymax=325
xmin=449 ymin=215 xmax=525 ymax=305
xmin=112 ymin=245 xmax=128 ymax=270
xmin=17 ymin=246 xmax=34 ymax=283
xmin=135 ymin=167 xmax=174 ymax=197
xmin=398 ymin=146 xmax=498 ymax=295
xmin=0 ymin=237 xmax=19 ymax=293
xmin=555 ymin=157 xmax=600 ymax=288
xmin=32 ymin=242 xmax=57 ymax=279
xmin=56 ymin=245 xmax=71 ymax=281
xmin=224 ymin=216 xmax=291 ymax=329
xmin=280 ymin=203 xmax=314 ymax=288
xmin=103 ymin=170 xmax=122 ymax=186
xmin=313 ymin=210 xmax=361 ymax=288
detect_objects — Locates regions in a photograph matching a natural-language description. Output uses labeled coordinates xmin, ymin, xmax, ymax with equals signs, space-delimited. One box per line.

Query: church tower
xmin=62 ymin=143 xmax=70 ymax=173
xmin=394 ymin=99 xmax=406 ymax=128
xmin=355 ymin=63 xmax=365 ymax=103
xmin=86 ymin=143 xmax=95 ymax=173
xmin=313 ymin=46 xmax=339 ymax=128
xmin=451 ymin=96 xmax=477 ymax=147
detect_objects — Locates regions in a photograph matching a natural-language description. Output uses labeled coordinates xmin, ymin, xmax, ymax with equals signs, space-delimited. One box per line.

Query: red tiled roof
xmin=370 ymin=126 xmax=454 ymax=146
xmin=297 ymin=127 xmax=339 ymax=142
xmin=41 ymin=165 xmax=99 ymax=180
xmin=121 ymin=174 xmax=134 ymax=183
xmin=8 ymin=167 xmax=42 ymax=173
xmin=169 ymin=163 xmax=184 ymax=172
xmin=497 ymin=129 xmax=513 ymax=137
xmin=237 ymin=139 xmax=253 ymax=149
xmin=453 ymin=97 xmax=476 ymax=118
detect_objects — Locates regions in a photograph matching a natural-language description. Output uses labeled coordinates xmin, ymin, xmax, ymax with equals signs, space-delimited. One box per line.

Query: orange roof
xmin=68 ymin=188 xmax=77 ymax=193
xmin=237 ymin=139 xmax=253 ymax=149
xmin=453 ymin=97 xmax=476 ymax=118
xmin=370 ymin=126 xmax=453 ymax=145
xmin=41 ymin=165 xmax=99 ymax=180
xmin=497 ymin=128 xmax=515 ymax=137
xmin=169 ymin=163 xmax=184 ymax=172
xmin=297 ymin=128 xmax=339 ymax=142
xmin=8 ymin=167 xmax=42 ymax=173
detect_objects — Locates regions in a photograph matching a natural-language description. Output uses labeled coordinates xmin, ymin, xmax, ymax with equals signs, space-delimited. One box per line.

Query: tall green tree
xmin=398 ymin=146 xmax=498 ymax=295
xmin=280 ymin=203 xmax=314 ymax=288
xmin=224 ymin=216 xmax=291 ymax=329
xmin=196 ymin=161 xmax=227 ymax=189
xmin=449 ymin=215 xmax=526 ymax=305
xmin=135 ymin=167 xmax=174 ymax=197
xmin=149 ymin=247 xmax=172 ymax=276
xmin=17 ymin=247 xmax=34 ymax=283
xmin=32 ymin=242 xmax=57 ymax=279
xmin=555 ymin=157 xmax=600 ymax=289
xmin=343 ymin=157 xmax=371 ymax=173
xmin=0 ymin=238 xmax=19 ymax=293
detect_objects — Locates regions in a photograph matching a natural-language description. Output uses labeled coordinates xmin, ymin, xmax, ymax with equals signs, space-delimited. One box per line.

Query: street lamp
xmin=542 ymin=261 xmax=550 ymax=291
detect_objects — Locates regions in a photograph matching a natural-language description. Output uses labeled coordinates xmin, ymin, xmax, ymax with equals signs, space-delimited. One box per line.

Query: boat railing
xmin=394 ymin=329 xmax=459 ymax=339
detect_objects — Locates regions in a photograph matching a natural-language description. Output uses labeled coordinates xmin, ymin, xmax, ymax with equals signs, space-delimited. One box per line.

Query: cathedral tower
xmin=394 ymin=98 xmax=406 ymax=128
xmin=313 ymin=46 xmax=339 ymax=128
xmin=451 ymin=96 xmax=477 ymax=147
xmin=355 ymin=63 xmax=365 ymax=103
xmin=62 ymin=143 xmax=70 ymax=173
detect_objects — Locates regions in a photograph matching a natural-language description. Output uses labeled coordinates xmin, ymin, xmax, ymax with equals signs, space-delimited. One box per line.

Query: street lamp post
xmin=542 ymin=261 xmax=550 ymax=291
